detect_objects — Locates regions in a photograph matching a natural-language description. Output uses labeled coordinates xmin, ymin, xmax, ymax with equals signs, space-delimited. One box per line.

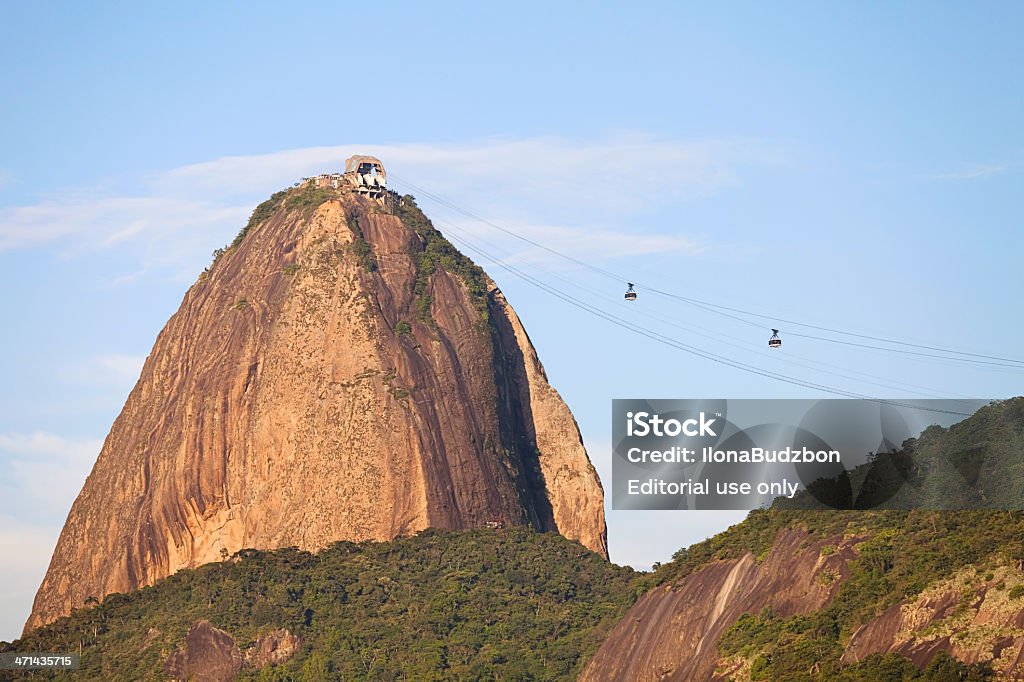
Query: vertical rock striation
xmin=579 ymin=528 xmax=860 ymax=681
xmin=27 ymin=188 xmax=606 ymax=631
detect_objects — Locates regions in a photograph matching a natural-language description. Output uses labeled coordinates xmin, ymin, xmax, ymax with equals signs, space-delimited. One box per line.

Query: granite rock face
xmin=841 ymin=564 xmax=1024 ymax=678
xmin=163 ymin=620 xmax=242 ymax=682
xmin=27 ymin=189 xmax=606 ymax=631
xmin=579 ymin=528 xmax=861 ymax=681
xmin=244 ymin=628 xmax=302 ymax=669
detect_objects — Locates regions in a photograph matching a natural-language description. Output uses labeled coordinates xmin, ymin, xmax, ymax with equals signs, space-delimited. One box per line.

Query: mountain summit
xmin=27 ymin=166 xmax=607 ymax=631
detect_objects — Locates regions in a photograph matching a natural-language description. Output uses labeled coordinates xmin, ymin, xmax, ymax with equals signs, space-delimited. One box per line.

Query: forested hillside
xmin=4 ymin=529 xmax=637 ymax=681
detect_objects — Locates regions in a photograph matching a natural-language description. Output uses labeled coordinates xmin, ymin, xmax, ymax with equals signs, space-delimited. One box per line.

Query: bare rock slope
xmin=842 ymin=563 xmax=1024 ymax=678
xmin=163 ymin=620 xmax=242 ymax=682
xmin=27 ymin=187 xmax=606 ymax=631
xmin=580 ymin=528 xmax=860 ymax=681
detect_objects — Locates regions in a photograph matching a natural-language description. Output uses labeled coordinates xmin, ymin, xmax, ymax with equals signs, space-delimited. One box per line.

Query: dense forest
xmin=6 ymin=399 xmax=1022 ymax=680
xmin=2 ymin=529 xmax=638 ymax=681
xmin=641 ymin=399 xmax=1024 ymax=680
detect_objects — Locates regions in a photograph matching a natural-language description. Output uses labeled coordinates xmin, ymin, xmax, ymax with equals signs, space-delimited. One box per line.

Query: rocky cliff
xmin=581 ymin=516 xmax=1022 ymax=681
xmin=841 ymin=563 xmax=1024 ymax=677
xmin=26 ymin=185 xmax=607 ymax=632
xmin=581 ymin=400 xmax=1024 ymax=681
xmin=580 ymin=527 xmax=862 ymax=681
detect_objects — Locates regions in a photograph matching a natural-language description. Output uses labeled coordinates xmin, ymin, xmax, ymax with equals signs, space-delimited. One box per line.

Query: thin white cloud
xmin=108 ymin=268 xmax=150 ymax=286
xmin=0 ymin=432 xmax=102 ymax=460
xmin=0 ymin=432 xmax=98 ymax=641
xmin=0 ymin=515 xmax=61 ymax=642
xmin=0 ymin=432 xmax=102 ymax=522
xmin=0 ymin=196 xmax=247 ymax=254
xmin=57 ymin=355 xmax=146 ymax=393
xmin=160 ymin=135 xmax=781 ymax=211
xmin=434 ymin=216 xmax=706 ymax=269
xmin=926 ymin=161 xmax=1014 ymax=181
xmin=0 ymin=431 xmax=98 ymax=641
xmin=0 ymin=135 xmax=781 ymax=277
xmin=0 ymin=517 xmax=56 ymax=576
xmin=91 ymin=354 xmax=146 ymax=382
xmin=159 ymin=145 xmax=346 ymax=196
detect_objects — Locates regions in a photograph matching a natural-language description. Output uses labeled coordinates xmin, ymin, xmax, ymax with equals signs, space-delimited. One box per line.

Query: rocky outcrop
xmin=27 ymin=188 xmax=606 ymax=631
xmin=244 ymin=629 xmax=302 ymax=669
xmin=163 ymin=620 xmax=242 ymax=682
xmin=842 ymin=564 xmax=1024 ymax=678
xmin=579 ymin=528 xmax=861 ymax=681
xmin=163 ymin=622 xmax=302 ymax=681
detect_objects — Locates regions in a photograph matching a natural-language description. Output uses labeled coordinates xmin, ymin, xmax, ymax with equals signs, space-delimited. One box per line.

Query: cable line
xmin=390 ymin=175 xmax=1024 ymax=367
xmin=638 ymin=286 xmax=1024 ymax=367
xmin=439 ymin=226 xmax=973 ymax=417
xmin=436 ymin=218 xmax=974 ymax=399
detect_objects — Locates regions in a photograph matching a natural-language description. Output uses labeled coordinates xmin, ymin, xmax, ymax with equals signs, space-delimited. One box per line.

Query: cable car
xmin=768 ymin=329 xmax=782 ymax=349
xmin=624 ymin=283 xmax=637 ymax=301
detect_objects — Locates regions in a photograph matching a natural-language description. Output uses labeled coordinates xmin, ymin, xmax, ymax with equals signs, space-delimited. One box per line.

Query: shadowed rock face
xmin=163 ymin=620 xmax=242 ymax=682
xmin=579 ymin=528 xmax=860 ymax=682
xmin=26 ymin=191 xmax=606 ymax=632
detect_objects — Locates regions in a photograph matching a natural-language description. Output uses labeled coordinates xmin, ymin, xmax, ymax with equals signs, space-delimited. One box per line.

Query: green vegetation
xmin=282 ymin=263 xmax=300 ymax=275
xmin=395 ymin=320 xmax=412 ymax=336
xmin=344 ymin=209 xmax=377 ymax=272
xmin=1 ymin=348 xmax=1012 ymax=680
xmin=234 ymin=298 xmax=249 ymax=311
xmin=700 ymin=509 xmax=1009 ymax=679
xmin=244 ymin=190 xmax=289 ymax=241
xmin=284 ymin=184 xmax=334 ymax=217
xmin=206 ymin=189 xmax=289 ymax=273
xmin=718 ymin=604 xmax=991 ymax=679
xmin=232 ymin=189 xmax=290 ymax=252
xmin=351 ymin=237 xmax=375 ymax=272
xmin=207 ymin=184 xmax=335 ymax=274
xmin=649 ymin=399 xmax=1024 ymax=680
xmin=770 ymin=399 xmax=1024 ymax=513
xmin=3 ymin=529 xmax=637 ymax=681
xmin=396 ymin=195 xmax=491 ymax=326
xmin=838 ymin=652 xmax=992 ymax=681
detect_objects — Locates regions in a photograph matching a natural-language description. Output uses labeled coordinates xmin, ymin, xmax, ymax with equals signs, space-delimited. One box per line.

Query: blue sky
xmin=1 ymin=2 xmax=1022 ymax=640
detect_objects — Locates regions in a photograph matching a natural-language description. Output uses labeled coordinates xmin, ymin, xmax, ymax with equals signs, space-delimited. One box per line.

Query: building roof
xmin=344 ymin=155 xmax=386 ymax=178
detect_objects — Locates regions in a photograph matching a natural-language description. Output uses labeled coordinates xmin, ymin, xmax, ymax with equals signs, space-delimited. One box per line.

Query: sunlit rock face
xmin=27 ymin=189 xmax=607 ymax=632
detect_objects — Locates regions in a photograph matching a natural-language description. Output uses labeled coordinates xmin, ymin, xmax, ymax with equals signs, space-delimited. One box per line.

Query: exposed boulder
xmin=244 ymin=628 xmax=302 ymax=669
xmin=163 ymin=620 xmax=241 ymax=682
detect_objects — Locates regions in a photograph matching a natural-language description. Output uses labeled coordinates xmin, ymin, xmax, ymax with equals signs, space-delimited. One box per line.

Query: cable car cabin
xmin=343 ymin=155 xmax=387 ymax=199
xmin=768 ymin=329 xmax=782 ymax=349
xmin=624 ymin=283 xmax=637 ymax=301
